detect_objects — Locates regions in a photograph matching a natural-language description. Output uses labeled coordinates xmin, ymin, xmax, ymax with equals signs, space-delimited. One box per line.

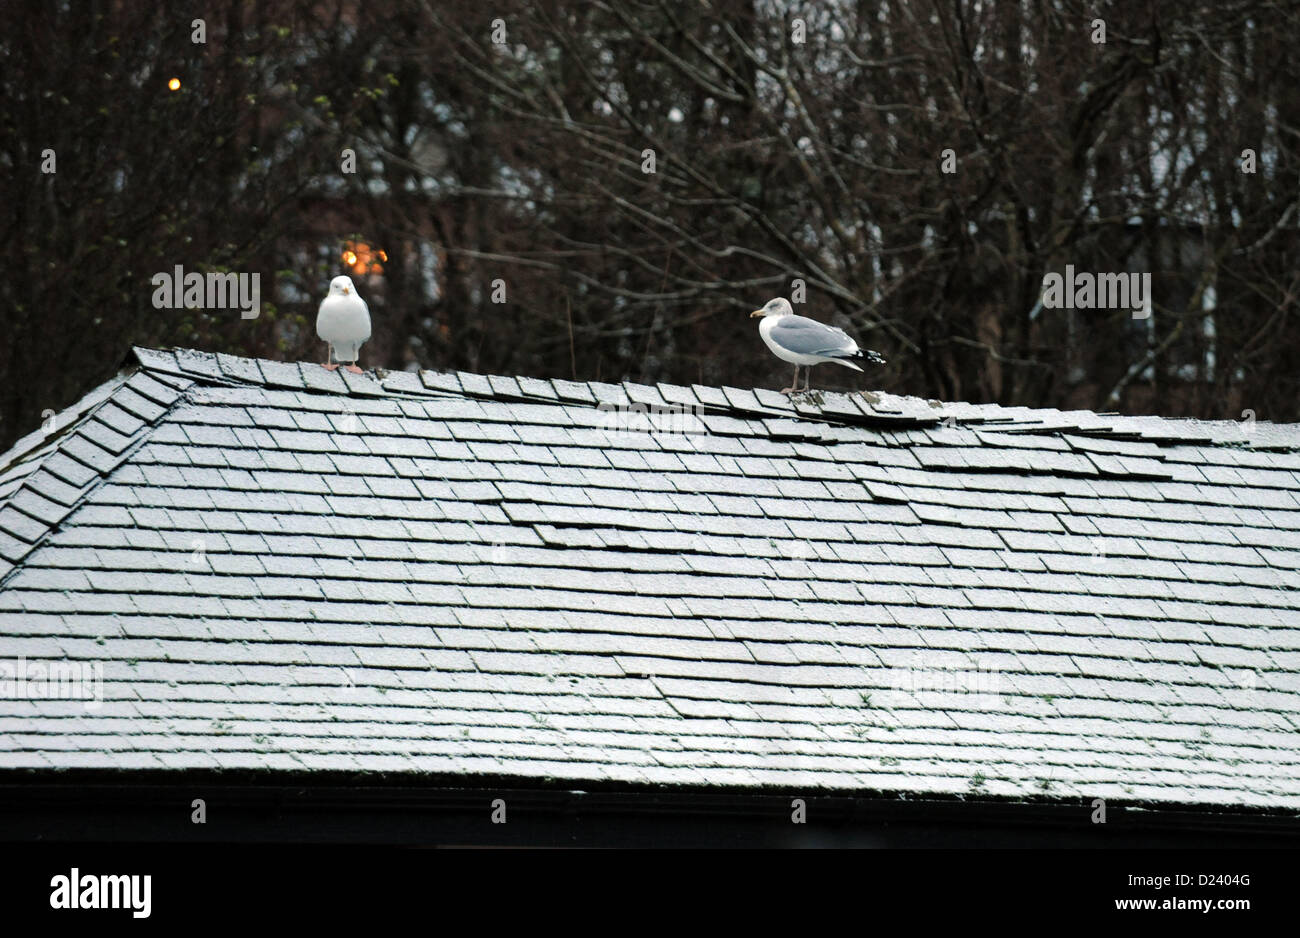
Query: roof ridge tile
xmin=120 ymin=347 xmax=1300 ymax=451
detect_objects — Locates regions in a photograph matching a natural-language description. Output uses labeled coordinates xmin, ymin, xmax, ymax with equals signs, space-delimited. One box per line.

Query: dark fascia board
xmin=2 ymin=771 xmax=1297 ymax=847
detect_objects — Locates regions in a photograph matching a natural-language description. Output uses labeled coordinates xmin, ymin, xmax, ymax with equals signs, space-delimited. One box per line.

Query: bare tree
xmin=3 ymin=0 xmax=1299 ymax=452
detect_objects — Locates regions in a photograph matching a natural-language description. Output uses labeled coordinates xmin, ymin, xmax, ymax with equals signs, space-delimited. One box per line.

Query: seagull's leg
xmin=804 ymin=366 xmax=814 ymax=392
xmin=323 ymin=345 xmax=339 ymax=371
xmin=781 ymin=365 xmax=799 ymax=395
xmin=345 ymin=361 xmax=363 ymax=374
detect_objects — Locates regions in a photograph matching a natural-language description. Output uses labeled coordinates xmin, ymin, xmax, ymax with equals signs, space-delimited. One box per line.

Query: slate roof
xmin=1 ymin=346 xmax=1298 ymax=809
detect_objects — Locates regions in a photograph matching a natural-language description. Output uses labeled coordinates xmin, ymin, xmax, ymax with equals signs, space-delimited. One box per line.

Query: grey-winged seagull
xmin=751 ymin=297 xmax=885 ymax=394
xmin=317 ymin=275 xmax=371 ymax=374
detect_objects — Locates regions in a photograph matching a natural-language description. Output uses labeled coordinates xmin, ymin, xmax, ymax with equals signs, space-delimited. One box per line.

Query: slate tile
xmin=301 ymin=365 xmax=350 ymax=395
xmin=372 ymin=370 xmax=425 ymax=398
xmin=0 ymin=507 xmax=48 ymax=543
xmin=0 ymin=531 xmax=28 ymax=563
xmin=544 ymin=379 xmax=593 ymax=405
xmin=419 ymin=371 xmax=463 ymax=395
xmin=136 ymin=368 xmax=193 ymax=397
xmin=40 ymin=453 xmax=99 ymax=489
xmin=455 ymin=372 xmax=493 ymax=397
xmin=211 ymin=352 xmax=263 ymax=386
xmin=174 ymin=348 xmax=225 ymax=382
xmin=337 ymin=368 xmax=387 ymax=397
xmin=480 ymin=375 xmax=521 ymax=400
xmin=94 ymin=402 xmax=148 ymax=439
xmin=257 ymin=360 xmax=307 ymax=390
xmin=61 ymin=434 xmax=117 ymax=474
xmin=686 ymin=384 xmax=726 ymax=409
xmin=132 ymin=346 xmax=181 ymax=374
xmin=621 ymin=382 xmax=666 ymax=409
xmin=8 ymin=488 xmax=71 ymax=526
xmin=506 ymin=376 xmax=555 ymax=400
xmin=749 ymin=388 xmax=794 ymax=411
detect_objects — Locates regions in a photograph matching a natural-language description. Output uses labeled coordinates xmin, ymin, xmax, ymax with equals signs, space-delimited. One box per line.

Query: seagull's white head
xmin=750 ymin=297 xmax=795 ymax=318
xmin=329 ymin=275 xmax=356 ymax=297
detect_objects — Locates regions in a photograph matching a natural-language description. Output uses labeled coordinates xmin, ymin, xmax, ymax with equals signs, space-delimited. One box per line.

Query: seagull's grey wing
xmin=769 ymin=315 xmax=858 ymax=357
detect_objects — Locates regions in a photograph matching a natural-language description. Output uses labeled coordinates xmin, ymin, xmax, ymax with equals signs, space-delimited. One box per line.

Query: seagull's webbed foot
xmin=780 ymin=386 xmax=798 ymax=395
xmin=344 ymin=364 xmax=363 ymax=374
xmin=323 ymin=363 xmax=340 ymax=371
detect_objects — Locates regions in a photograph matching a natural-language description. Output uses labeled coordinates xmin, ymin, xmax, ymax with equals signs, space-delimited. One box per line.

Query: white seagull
xmin=751 ymin=297 xmax=885 ymax=394
xmin=316 ymin=275 xmax=371 ymax=374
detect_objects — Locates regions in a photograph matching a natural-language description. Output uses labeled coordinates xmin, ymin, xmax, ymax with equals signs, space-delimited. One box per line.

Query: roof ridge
xmin=130 ymin=346 xmax=1300 ymax=451
xmin=0 ymin=366 xmax=195 ymax=584
xmin=0 ymin=373 xmax=129 ymax=476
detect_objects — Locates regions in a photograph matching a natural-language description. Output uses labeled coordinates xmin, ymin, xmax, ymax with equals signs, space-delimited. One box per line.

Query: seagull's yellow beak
xmin=750 ymin=309 xmax=765 ymax=318
xmin=342 ymin=286 xmax=350 ymax=294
